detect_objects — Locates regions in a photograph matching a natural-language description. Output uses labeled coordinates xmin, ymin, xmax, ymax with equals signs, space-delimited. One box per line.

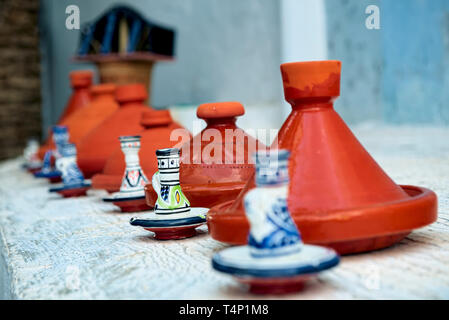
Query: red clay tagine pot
xmin=92 ymin=108 xmax=190 ymax=193
xmin=145 ymin=102 xmax=265 ymax=209
xmin=38 ymin=70 xmax=93 ymax=159
xmin=77 ymin=83 xmax=150 ymax=178
xmin=208 ymin=60 xmax=438 ymax=255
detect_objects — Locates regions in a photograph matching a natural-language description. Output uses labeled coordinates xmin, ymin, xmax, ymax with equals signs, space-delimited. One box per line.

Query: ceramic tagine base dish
xmin=49 ymin=181 xmax=91 ymax=198
xmin=212 ymin=150 xmax=339 ymax=294
xmin=102 ymin=136 xmax=152 ymax=212
xmin=208 ymin=60 xmax=438 ymax=255
xmin=131 ymin=148 xmax=208 ymax=240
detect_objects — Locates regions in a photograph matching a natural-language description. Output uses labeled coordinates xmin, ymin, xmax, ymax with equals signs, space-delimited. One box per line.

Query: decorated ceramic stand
xmin=208 ymin=60 xmax=438 ymax=255
xmin=22 ymin=138 xmax=42 ymax=173
xmin=130 ymin=148 xmax=208 ymax=240
xmin=34 ymin=126 xmax=70 ymax=183
xmin=212 ymin=150 xmax=339 ymax=295
xmin=103 ymin=136 xmax=150 ymax=212
xmin=49 ymin=143 xmax=91 ymax=197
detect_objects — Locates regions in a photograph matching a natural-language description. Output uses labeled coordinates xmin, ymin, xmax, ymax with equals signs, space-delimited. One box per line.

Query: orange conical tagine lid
xmin=91 ymin=108 xmax=191 ymax=193
xmin=38 ymin=70 xmax=93 ymax=159
xmin=77 ymin=83 xmax=150 ymax=178
xmin=145 ymin=101 xmax=266 ymax=209
xmin=208 ymin=60 xmax=437 ymax=254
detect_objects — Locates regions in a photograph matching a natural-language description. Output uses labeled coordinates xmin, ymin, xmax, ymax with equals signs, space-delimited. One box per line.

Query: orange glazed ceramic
xmin=207 ymin=60 xmax=438 ymax=255
xmin=145 ymin=102 xmax=265 ymax=209
xmin=91 ymin=109 xmax=191 ymax=193
xmin=38 ymin=70 xmax=93 ymax=159
xmin=77 ymin=83 xmax=151 ymax=178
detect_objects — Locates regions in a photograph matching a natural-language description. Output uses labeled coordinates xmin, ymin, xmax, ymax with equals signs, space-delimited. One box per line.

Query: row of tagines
xmin=22 ymin=60 xmax=438 ymax=294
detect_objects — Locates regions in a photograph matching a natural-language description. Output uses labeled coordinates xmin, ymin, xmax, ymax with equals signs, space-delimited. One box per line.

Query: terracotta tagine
xmin=212 ymin=150 xmax=339 ymax=295
xmin=145 ymin=102 xmax=265 ymax=209
xmin=208 ymin=60 xmax=438 ymax=255
xmin=77 ymin=83 xmax=151 ymax=178
xmin=103 ymin=136 xmax=151 ymax=212
xmin=38 ymin=70 xmax=93 ymax=159
xmin=130 ymin=148 xmax=208 ymax=240
xmin=91 ymin=108 xmax=190 ymax=193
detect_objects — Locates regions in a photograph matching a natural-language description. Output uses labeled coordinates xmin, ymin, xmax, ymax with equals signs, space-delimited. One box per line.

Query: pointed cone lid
xmin=208 ymin=60 xmax=437 ymax=254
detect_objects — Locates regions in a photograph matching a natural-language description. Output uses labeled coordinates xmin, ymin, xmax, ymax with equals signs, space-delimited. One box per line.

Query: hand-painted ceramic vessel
xmin=22 ymin=138 xmax=42 ymax=173
xmin=145 ymin=102 xmax=265 ymax=209
xmin=49 ymin=143 xmax=91 ymax=197
xmin=38 ymin=70 xmax=93 ymax=159
xmin=212 ymin=150 xmax=339 ymax=295
xmin=130 ymin=148 xmax=208 ymax=240
xmin=77 ymin=83 xmax=151 ymax=178
xmin=208 ymin=60 xmax=438 ymax=254
xmin=103 ymin=136 xmax=151 ymax=212
xmin=34 ymin=126 xmax=70 ymax=183
xmin=91 ymin=109 xmax=190 ymax=192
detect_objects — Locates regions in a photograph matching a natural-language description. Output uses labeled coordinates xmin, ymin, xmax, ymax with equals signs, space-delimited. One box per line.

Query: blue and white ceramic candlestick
xmin=49 ymin=143 xmax=91 ymax=197
xmin=129 ymin=148 xmax=208 ymax=240
xmin=103 ymin=136 xmax=151 ymax=212
xmin=212 ymin=149 xmax=340 ymax=295
xmin=34 ymin=126 xmax=69 ymax=181
xmin=22 ymin=138 xmax=42 ymax=172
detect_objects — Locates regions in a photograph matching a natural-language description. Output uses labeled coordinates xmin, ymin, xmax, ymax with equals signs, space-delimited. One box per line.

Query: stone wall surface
xmin=0 ymin=0 xmax=41 ymax=160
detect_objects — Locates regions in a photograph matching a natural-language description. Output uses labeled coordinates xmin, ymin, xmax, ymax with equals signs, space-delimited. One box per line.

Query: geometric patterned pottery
xmin=49 ymin=143 xmax=91 ymax=198
xmin=91 ymin=109 xmax=190 ymax=193
xmin=208 ymin=60 xmax=438 ymax=255
xmin=77 ymin=83 xmax=151 ymax=178
xmin=38 ymin=70 xmax=93 ymax=159
xmin=130 ymin=148 xmax=208 ymax=240
xmin=34 ymin=125 xmax=70 ymax=183
xmin=212 ymin=150 xmax=339 ymax=295
xmin=145 ymin=102 xmax=265 ymax=209
xmin=103 ymin=136 xmax=150 ymax=212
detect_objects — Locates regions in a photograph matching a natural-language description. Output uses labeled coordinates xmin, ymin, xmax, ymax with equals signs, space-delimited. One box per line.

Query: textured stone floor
xmin=0 ymin=124 xmax=448 ymax=299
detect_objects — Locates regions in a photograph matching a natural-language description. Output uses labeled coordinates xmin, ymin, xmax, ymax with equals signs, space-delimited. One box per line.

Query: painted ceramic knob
xmin=49 ymin=143 xmax=91 ymax=197
xmin=34 ymin=126 xmax=70 ymax=183
xmin=103 ymin=136 xmax=151 ymax=212
xmin=212 ymin=150 xmax=339 ymax=295
xmin=130 ymin=148 xmax=208 ymax=240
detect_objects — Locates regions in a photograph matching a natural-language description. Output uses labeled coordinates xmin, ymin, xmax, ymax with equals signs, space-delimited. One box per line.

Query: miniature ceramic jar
xmin=23 ymin=138 xmax=42 ymax=173
xmin=152 ymin=148 xmax=190 ymax=214
xmin=212 ymin=150 xmax=339 ymax=294
xmin=103 ymin=136 xmax=151 ymax=212
xmin=130 ymin=148 xmax=208 ymax=240
xmin=208 ymin=60 xmax=438 ymax=254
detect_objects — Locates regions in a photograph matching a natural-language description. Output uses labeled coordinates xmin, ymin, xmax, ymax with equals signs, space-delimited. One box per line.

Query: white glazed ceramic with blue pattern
xmin=55 ymin=143 xmax=86 ymax=187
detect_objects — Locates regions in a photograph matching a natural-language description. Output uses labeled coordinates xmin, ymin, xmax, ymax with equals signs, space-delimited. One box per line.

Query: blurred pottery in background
xmin=49 ymin=143 xmax=91 ymax=198
xmin=103 ymin=136 xmax=151 ymax=212
xmin=208 ymin=60 xmax=438 ymax=255
xmin=34 ymin=126 xmax=70 ymax=183
xmin=77 ymin=83 xmax=150 ymax=178
xmin=212 ymin=149 xmax=339 ymax=295
xmin=91 ymin=108 xmax=190 ymax=192
xmin=22 ymin=138 xmax=42 ymax=173
xmin=145 ymin=102 xmax=265 ymax=209
xmin=38 ymin=70 xmax=93 ymax=159
xmin=130 ymin=148 xmax=208 ymax=240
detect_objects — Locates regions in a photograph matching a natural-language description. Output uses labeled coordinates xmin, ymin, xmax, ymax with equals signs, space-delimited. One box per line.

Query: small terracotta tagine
xmin=212 ymin=150 xmax=339 ymax=295
xmin=91 ymin=108 xmax=190 ymax=192
xmin=77 ymin=83 xmax=151 ymax=178
xmin=49 ymin=143 xmax=91 ymax=197
xmin=208 ymin=60 xmax=438 ymax=255
xmin=34 ymin=126 xmax=70 ymax=183
xmin=130 ymin=148 xmax=208 ymax=240
xmin=103 ymin=136 xmax=151 ymax=212
xmin=38 ymin=70 xmax=93 ymax=159
xmin=145 ymin=102 xmax=265 ymax=209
